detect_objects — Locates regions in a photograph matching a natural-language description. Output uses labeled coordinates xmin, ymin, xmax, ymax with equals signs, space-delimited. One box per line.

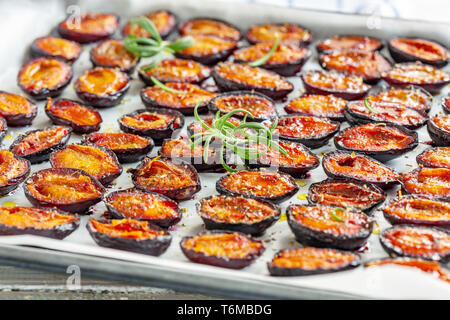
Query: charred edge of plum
xmin=197 ymin=195 xmax=281 ymax=235
xmin=0 ymin=152 xmax=31 ymax=196
xmin=427 ymin=117 xmax=450 ymax=147
xmin=57 ymin=13 xmax=119 ymax=43
xmin=45 ymin=98 xmax=102 ymax=134
xmin=267 ymin=247 xmax=361 ymax=276
xmin=174 ymin=36 xmax=238 ymax=65
xmin=315 ymin=34 xmax=384 ymax=54
xmin=286 ymin=204 xmax=373 ymax=250
xmin=215 ymin=169 xmax=299 ymax=204
xmin=307 ymin=178 xmax=386 ymax=214
xmin=180 ymin=230 xmax=265 ymax=269
xmin=179 ymin=17 xmax=242 ymax=41
xmin=30 ymin=37 xmax=82 ymax=63
xmin=0 ymin=91 xmax=37 ymax=127
xmin=118 ymin=108 xmax=185 ymax=145
xmin=10 ymin=126 xmax=72 ymax=164
xmin=442 ymin=94 xmax=450 ymax=114
xmin=89 ymin=41 xmax=140 ymax=73
xmin=245 ymin=23 xmax=313 ymax=46
xmin=24 ymin=168 xmax=105 ymax=213
xmin=416 ymin=147 xmax=450 ymax=169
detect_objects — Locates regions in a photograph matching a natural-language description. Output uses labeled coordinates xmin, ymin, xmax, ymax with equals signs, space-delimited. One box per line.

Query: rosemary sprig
xmin=150 ymin=76 xmax=189 ymax=95
xmin=247 ymin=37 xmax=280 ymax=67
xmin=363 ymin=97 xmax=376 ymax=113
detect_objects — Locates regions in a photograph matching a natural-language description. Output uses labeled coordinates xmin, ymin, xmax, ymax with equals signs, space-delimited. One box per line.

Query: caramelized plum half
xmin=380 ymin=225 xmax=450 ymax=261
xmin=367 ymin=86 xmax=432 ymax=113
xmin=17 ymin=57 xmax=72 ymax=100
xmin=388 ymin=37 xmax=449 ymax=67
xmin=334 ymin=123 xmax=418 ymax=162
xmin=301 ymin=70 xmax=371 ymax=100
xmin=417 ymin=147 xmax=450 ymax=169
xmin=58 ymin=12 xmax=119 ymax=43
xmin=132 ymin=156 xmax=201 ymax=201
xmin=90 ymin=40 xmax=139 ymax=73
xmin=24 ymin=168 xmax=105 ymax=213
xmin=245 ymin=23 xmax=312 ymax=46
xmin=268 ymin=247 xmax=361 ymax=276
xmin=187 ymin=116 xmax=241 ymax=138
xmin=428 ymin=115 xmax=450 ymax=146
xmin=287 ymin=204 xmax=373 ymax=250
xmin=75 ymin=67 xmax=129 ymax=107
xmin=10 ymin=126 xmax=71 ymax=164
xmin=316 ymin=35 xmax=383 ymax=53
xmin=45 ymin=98 xmax=102 ymax=134
xmin=83 ymin=132 xmax=154 ymax=163
xmin=179 ymin=18 xmax=241 ymax=41
xmin=122 ymin=10 xmax=176 ymax=39
xmin=216 ymin=169 xmax=298 ymax=203
xmin=140 ymin=83 xmax=216 ymax=115
xmin=212 ymin=63 xmax=293 ymax=100
xmin=50 ymin=144 xmax=122 ymax=186
xmin=180 ymin=231 xmax=265 ymax=269
xmin=0 ymin=91 xmax=37 ymax=126
xmin=284 ymin=94 xmax=346 ymax=121
xmin=104 ymin=189 xmax=181 ymax=228
xmin=0 ymin=206 xmax=79 ymax=239
xmin=401 ymin=168 xmax=450 ymax=201
xmin=0 ymin=150 xmax=31 ymax=196
xmin=30 ymin=36 xmax=81 ymax=63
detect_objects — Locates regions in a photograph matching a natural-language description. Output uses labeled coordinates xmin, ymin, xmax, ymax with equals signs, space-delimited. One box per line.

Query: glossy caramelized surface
xmin=11 ymin=126 xmax=70 ymax=157
xmin=121 ymin=112 xmax=176 ymax=130
xmin=46 ymin=99 xmax=101 ymax=126
xmin=234 ymin=43 xmax=308 ymax=65
xmin=317 ymin=35 xmax=382 ymax=52
xmin=75 ymin=67 xmax=128 ymax=96
xmin=122 ymin=10 xmax=176 ymax=37
xmin=91 ymin=40 xmax=138 ymax=70
xmin=189 ymin=117 xmax=241 ymax=135
xmin=0 ymin=207 xmax=77 ymax=229
xmin=0 ymin=150 xmax=29 ymax=186
xmin=90 ymin=218 xmax=167 ymax=240
xmin=368 ymin=87 xmax=432 ymax=112
xmin=268 ymin=115 xmax=339 ymax=139
xmin=384 ymin=63 xmax=450 ymax=84
xmin=180 ymin=19 xmax=240 ymax=40
xmin=85 ymin=132 xmax=150 ymax=151
xmin=176 ymin=35 xmax=236 ymax=57
xmin=390 ymin=38 xmax=449 ymax=61
xmin=160 ymin=138 xmax=217 ymax=159
xmin=0 ymin=92 xmax=35 ymax=118
xmin=417 ymin=147 xmax=450 ymax=169
xmin=253 ymin=141 xmax=319 ymax=168
xmin=284 ymin=94 xmax=346 ymax=118
xmin=432 ymin=115 xmax=450 ymax=132
xmin=142 ymin=83 xmax=216 ymax=108
xmin=18 ymin=58 xmax=71 ymax=92
xmin=213 ymin=93 xmax=276 ymax=117
xmin=402 ymin=168 xmax=450 ymax=199
xmin=246 ymin=23 xmax=312 ymax=45
xmin=302 ymin=70 xmax=370 ymax=93
xmin=140 ymin=59 xmax=210 ymax=83
xmin=33 ymin=37 xmax=81 ymax=60
xmin=60 ymin=13 xmax=118 ymax=34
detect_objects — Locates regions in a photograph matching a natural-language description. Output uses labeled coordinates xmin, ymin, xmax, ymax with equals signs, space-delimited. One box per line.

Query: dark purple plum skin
xmin=0 ymin=91 xmax=37 ymax=127
xmin=427 ymin=118 xmax=450 ymax=147
xmin=57 ymin=14 xmax=119 ymax=43
xmin=0 ymin=154 xmax=30 ymax=197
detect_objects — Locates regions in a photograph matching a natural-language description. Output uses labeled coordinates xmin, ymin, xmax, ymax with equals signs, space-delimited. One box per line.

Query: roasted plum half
xmin=417 ymin=147 xmax=450 ymax=169
xmin=75 ymin=67 xmax=130 ymax=108
xmin=187 ymin=116 xmax=241 ymax=138
xmin=30 ymin=36 xmax=81 ymax=63
xmin=268 ymin=247 xmax=361 ymax=276
xmin=179 ymin=18 xmax=241 ymax=41
xmin=50 ymin=144 xmax=122 ymax=186
xmin=180 ymin=231 xmax=265 ymax=269
xmin=122 ymin=10 xmax=176 ymax=39
xmin=58 ymin=12 xmax=119 ymax=43
xmin=104 ymin=189 xmax=181 ymax=228
xmin=284 ymin=94 xmax=347 ymax=121
xmin=17 ymin=57 xmax=72 ymax=100
xmin=233 ymin=44 xmax=310 ymax=76
xmin=216 ymin=169 xmax=298 ymax=204
xmin=428 ymin=115 xmax=450 ymax=146
xmin=263 ymin=114 xmax=340 ymax=149
xmin=345 ymin=100 xmax=428 ymax=130
xmin=90 ymin=39 xmax=139 ymax=73
xmin=212 ymin=63 xmax=293 ymax=100
xmin=301 ymin=70 xmax=371 ymax=100
xmin=245 ymin=23 xmax=312 ymax=46
xmin=367 ymin=86 xmax=433 ymax=113
xmin=316 ymin=35 xmax=383 ymax=53
xmin=0 ymin=91 xmax=37 ymax=126
xmin=83 ymin=132 xmax=154 ymax=163
xmin=140 ymin=83 xmax=216 ymax=115
xmin=0 ymin=150 xmax=31 ymax=196
xmin=287 ymin=204 xmax=373 ymax=250
xmin=388 ymin=37 xmax=449 ymax=67
xmin=401 ymin=168 xmax=450 ymax=201
xmin=10 ymin=126 xmax=71 ymax=164
xmin=45 ymin=98 xmax=102 ymax=134
xmin=320 ymin=50 xmax=391 ymax=83
xmin=138 ymin=59 xmax=211 ymax=85
xmin=308 ymin=179 xmax=386 ymax=213
xmin=0 ymin=206 xmax=79 ymax=239
xmin=334 ymin=123 xmax=418 ymax=162
xmin=131 ymin=156 xmax=201 ymax=201
xmin=118 ymin=108 xmax=184 ymax=145
xmin=380 ymin=225 xmax=450 ymax=261
xmin=382 ymin=62 xmax=450 ymax=94
xmin=24 ymin=168 xmax=105 ymax=213
xmin=198 ymin=195 xmax=280 ymax=235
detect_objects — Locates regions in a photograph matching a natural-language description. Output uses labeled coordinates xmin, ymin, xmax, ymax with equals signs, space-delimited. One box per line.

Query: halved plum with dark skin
xmin=58 ymin=12 xmax=119 ymax=43
xmin=83 ymin=132 xmax=154 ymax=164
xmin=320 ymin=50 xmax=391 ymax=83
xmin=122 ymin=10 xmax=177 ymax=39
xmin=427 ymin=115 xmax=450 ymax=146
xmin=30 ymin=36 xmax=82 ymax=63
xmin=138 ymin=59 xmax=211 ymax=86
xmin=0 ymin=91 xmax=37 ymax=126
xmin=442 ymin=94 xmax=450 ymax=114
xmin=233 ymin=44 xmax=311 ymax=76
xmin=316 ymin=35 xmax=383 ymax=53
xmin=87 ymin=218 xmax=172 ymax=256
xmin=216 ymin=169 xmax=299 ymax=204
xmin=301 ymin=70 xmax=371 ymax=100
xmin=367 ymin=86 xmax=433 ymax=113
xmin=263 ymin=114 xmax=340 ymax=149
xmin=388 ymin=37 xmax=449 ymax=67
xmin=90 ymin=39 xmax=140 ymax=73
xmin=401 ymin=168 xmax=450 ymax=201
xmin=268 ymin=247 xmax=361 ymax=276
xmin=45 ymin=98 xmax=102 ymax=134
xmin=24 ymin=168 xmax=105 ymax=213
xmin=284 ymin=94 xmax=346 ymax=121
xmin=380 ymin=225 xmax=450 ymax=261
xmin=180 ymin=230 xmax=265 ymax=269
xmin=75 ymin=67 xmax=130 ymax=108
xmin=287 ymin=204 xmax=373 ymax=250
xmin=17 ymin=57 xmax=72 ymax=100
xmin=0 ymin=150 xmax=31 ymax=196
xmin=179 ymin=18 xmax=241 ymax=41
xmin=308 ymin=179 xmax=386 ymax=213
xmin=334 ymin=123 xmax=418 ymax=162
xmin=131 ymin=156 xmax=201 ymax=201
xmin=0 ymin=206 xmax=79 ymax=239
xmin=245 ymin=23 xmax=312 ymax=46
xmin=187 ymin=116 xmax=242 ymax=139
xmin=417 ymin=147 xmax=450 ymax=169
xmin=140 ymin=83 xmax=217 ymax=115
xmin=104 ymin=189 xmax=181 ymax=228
xmin=212 ymin=63 xmax=294 ymax=100
xmin=198 ymin=195 xmax=281 ymax=235
xmin=10 ymin=126 xmax=71 ymax=164
xmin=50 ymin=144 xmax=122 ymax=186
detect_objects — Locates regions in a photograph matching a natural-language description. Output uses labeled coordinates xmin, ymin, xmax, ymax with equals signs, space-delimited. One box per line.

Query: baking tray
xmin=0 ymin=0 xmax=449 ymax=299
